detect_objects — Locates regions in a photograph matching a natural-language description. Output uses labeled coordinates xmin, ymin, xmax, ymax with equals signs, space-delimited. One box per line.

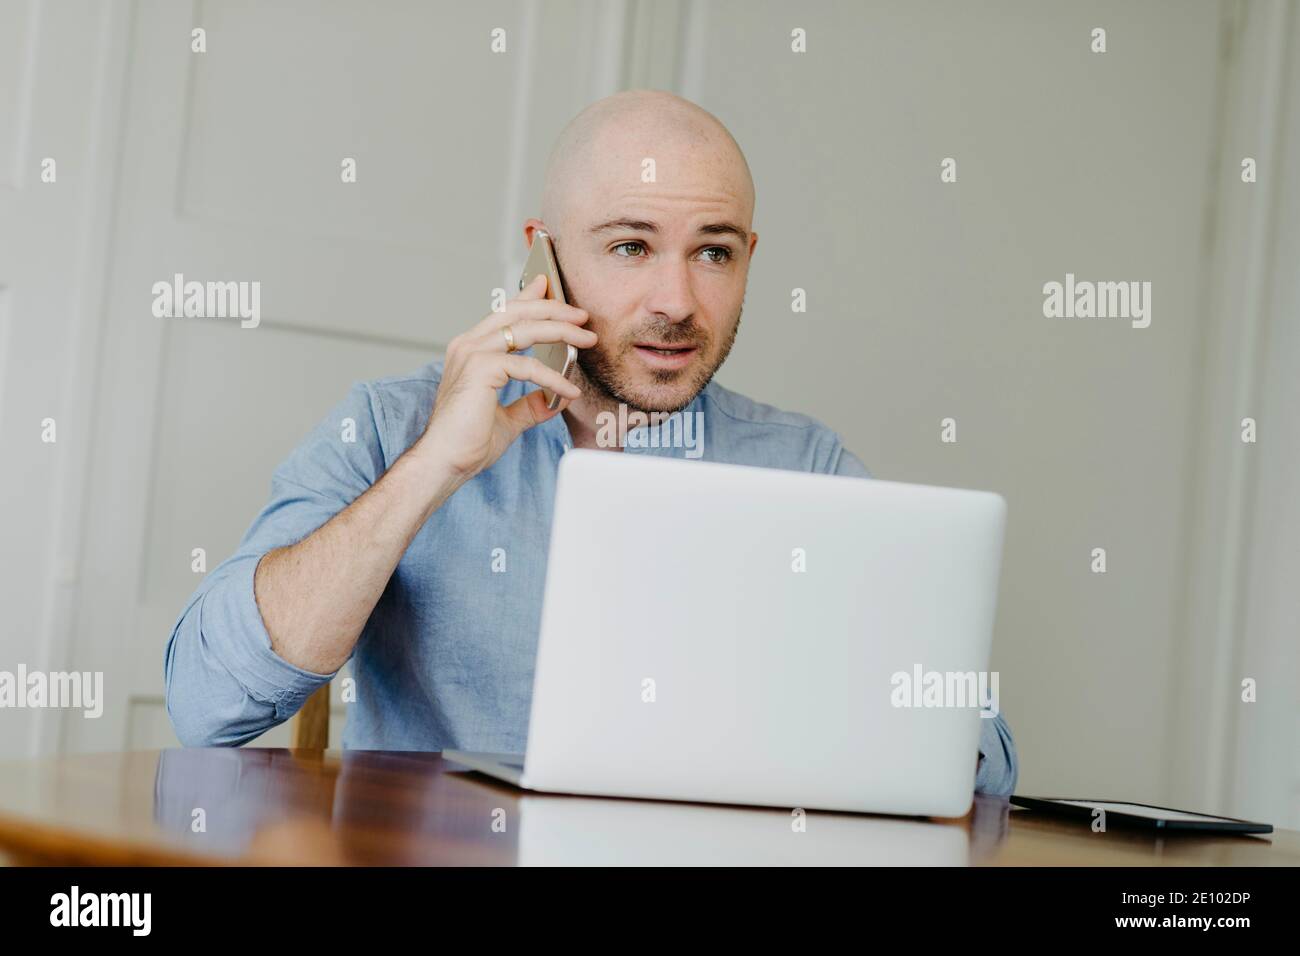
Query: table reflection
xmin=151 ymin=748 xmax=1008 ymax=865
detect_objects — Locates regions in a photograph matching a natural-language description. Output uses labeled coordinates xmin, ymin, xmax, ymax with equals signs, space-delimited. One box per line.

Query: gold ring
xmin=502 ymin=325 xmax=518 ymax=353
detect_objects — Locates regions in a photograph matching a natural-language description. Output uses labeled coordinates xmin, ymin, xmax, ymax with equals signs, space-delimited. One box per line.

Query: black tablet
xmin=1009 ymin=796 xmax=1273 ymax=834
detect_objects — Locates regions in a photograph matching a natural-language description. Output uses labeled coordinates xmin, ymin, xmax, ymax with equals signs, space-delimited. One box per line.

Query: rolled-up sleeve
xmin=827 ymin=437 xmax=1020 ymax=797
xmin=164 ymin=381 xmax=388 ymax=746
xmin=975 ymin=710 xmax=1018 ymax=796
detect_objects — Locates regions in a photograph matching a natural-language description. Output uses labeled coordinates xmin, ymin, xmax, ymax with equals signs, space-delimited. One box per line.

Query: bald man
xmin=165 ymin=91 xmax=1018 ymax=797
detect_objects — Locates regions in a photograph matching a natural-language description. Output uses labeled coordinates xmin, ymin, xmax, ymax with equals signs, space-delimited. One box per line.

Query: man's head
xmin=528 ymin=90 xmax=757 ymax=415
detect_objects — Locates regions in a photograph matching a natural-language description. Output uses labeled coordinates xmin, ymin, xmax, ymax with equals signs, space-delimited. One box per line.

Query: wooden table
xmin=0 ymin=749 xmax=1293 ymax=866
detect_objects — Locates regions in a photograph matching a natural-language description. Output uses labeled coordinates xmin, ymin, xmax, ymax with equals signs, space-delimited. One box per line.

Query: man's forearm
xmin=253 ymin=439 xmax=463 ymax=674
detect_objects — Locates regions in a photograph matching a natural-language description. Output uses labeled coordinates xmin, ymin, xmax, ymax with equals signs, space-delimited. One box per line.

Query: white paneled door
xmin=52 ymin=0 xmax=627 ymax=752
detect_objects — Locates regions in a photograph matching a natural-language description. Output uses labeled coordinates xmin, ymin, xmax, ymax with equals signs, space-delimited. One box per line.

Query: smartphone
xmin=518 ymin=230 xmax=578 ymax=410
xmin=1009 ymin=796 xmax=1273 ymax=834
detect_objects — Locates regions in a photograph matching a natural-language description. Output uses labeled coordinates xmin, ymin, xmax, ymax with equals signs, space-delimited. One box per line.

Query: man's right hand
xmin=253 ymin=274 xmax=595 ymax=676
xmin=412 ymin=273 xmax=596 ymax=484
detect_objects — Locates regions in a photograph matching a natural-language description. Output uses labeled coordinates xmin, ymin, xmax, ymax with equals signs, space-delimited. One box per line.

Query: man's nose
xmin=643 ymin=256 xmax=698 ymax=324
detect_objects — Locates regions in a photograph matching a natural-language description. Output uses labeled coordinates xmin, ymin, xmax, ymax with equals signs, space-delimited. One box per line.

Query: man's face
xmin=540 ymin=169 xmax=757 ymax=415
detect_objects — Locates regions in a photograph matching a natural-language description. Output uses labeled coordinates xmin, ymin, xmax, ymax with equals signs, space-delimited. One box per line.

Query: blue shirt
xmin=164 ymin=359 xmax=1019 ymax=796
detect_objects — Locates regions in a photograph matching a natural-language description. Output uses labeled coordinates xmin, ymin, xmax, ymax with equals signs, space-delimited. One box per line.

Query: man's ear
xmin=748 ymin=230 xmax=759 ymax=259
xmin=523 ymin=218 xmax=547 ymax=248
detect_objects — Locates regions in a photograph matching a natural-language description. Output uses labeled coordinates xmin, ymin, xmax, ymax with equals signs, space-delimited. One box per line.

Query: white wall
xmin=0 ymin=0 xmax=1294 ymax=828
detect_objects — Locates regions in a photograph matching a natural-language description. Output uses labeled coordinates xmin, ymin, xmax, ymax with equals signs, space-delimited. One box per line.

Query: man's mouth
xmin=633 ymin=343 xmax=698 ymax=369
xmin=636 ymin=344 xmax=695 ymax=355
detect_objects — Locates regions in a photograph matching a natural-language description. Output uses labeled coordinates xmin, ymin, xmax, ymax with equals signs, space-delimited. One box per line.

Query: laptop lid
xmin=523 ymin=450 xmax=1007 ymax=817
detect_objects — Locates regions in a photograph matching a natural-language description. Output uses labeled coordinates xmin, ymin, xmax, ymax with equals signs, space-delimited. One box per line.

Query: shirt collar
xmin=544 ymin=385 xmax=712 ymax=452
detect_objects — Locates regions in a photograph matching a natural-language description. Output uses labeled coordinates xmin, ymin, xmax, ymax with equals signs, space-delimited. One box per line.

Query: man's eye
xmin=612 ymin=241 xmax=646 ymax=257
xmin=699 ymin=246 xmax=733 ymax=264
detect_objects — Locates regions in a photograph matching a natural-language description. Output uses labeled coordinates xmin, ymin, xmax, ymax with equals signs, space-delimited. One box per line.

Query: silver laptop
xmin=445 ymin=449 xmax=1007 ymax=818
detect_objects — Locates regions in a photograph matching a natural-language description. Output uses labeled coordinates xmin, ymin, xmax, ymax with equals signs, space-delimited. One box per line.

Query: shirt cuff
xmin=199 ymin=552 xmax=340 ymax=720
